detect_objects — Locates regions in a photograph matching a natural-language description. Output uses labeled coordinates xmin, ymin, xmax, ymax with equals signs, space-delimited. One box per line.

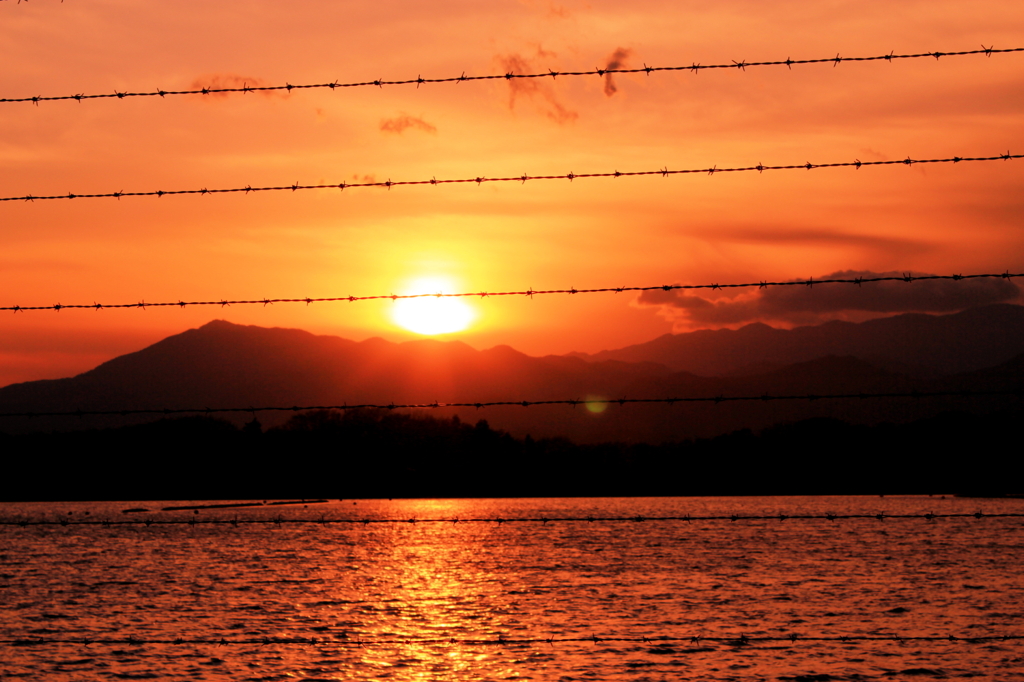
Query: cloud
xmin=380 ymin=114 xmax=437 ymax=135
xmin=637 ymin=270 xmax=1023 ymax=329
xmin=602 ymin=47 xmax=632 ymax=97
xmin=706 ymin=225 xmax=933 ymax=259
xmin=518 ymin=0 xmax=577 ymax=19
xmin=533 ymin=44 xmax=558 ymax=59
xmin=495 ymin=53 xmax=578 ymax=124
xmin=187 ymin=74 xmax=283 ymax=99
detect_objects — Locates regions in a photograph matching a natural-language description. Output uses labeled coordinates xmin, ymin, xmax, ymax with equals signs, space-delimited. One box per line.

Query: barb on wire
xmin=1 ymin=632 xmax=1021 ymax=647
xmin=1 ymin=152 xmax=1019 ymax=204
xmin=2 ymin=271 xmax=1021 ymax=313
xmin=3 ymin=511 xmax=1023 ymax=527
xmin=0 ymin=388 xmax=1020 ymax=420
xmin=2 ymin=46 xmax=1021 ymax=104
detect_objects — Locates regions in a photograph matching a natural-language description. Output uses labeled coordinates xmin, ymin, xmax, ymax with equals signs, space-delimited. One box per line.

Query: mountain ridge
xmin=2 ymin=305 xmax=1022 ymax=442
xmin=575 ymin=304 xmax=1024 ymax=376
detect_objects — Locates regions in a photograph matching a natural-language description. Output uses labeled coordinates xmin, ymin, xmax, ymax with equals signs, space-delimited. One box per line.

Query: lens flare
xmin=392 ymin=277 xmax=475 ymax=335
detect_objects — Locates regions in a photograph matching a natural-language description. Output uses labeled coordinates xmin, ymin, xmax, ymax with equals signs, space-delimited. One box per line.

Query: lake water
xmin=2 ymin=496 xmax=1023 ymax=681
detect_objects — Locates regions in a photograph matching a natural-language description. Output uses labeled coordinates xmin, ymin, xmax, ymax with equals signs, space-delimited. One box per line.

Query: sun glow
xmin=392 ymin=277 xmax=476 ymax=335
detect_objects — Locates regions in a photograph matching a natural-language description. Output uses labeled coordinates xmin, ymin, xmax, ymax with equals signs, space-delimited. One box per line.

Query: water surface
xmin=2 ymin=496 xmax=1022 ymax=680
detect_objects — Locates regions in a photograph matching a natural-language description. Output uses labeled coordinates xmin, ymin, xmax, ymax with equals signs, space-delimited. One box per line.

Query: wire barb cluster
xmin=3 ymin=271 xmax=1020 ymax=313
xmin=3 ymin=512 xmax=1023 ymax=527
xmin=2 ymin=46 xmax=1020 ymax=104
xmin=2 ymin=632 xmax=1021 ymax=648
xmin=1 ymin=153 xmax=1019 ymax=203
xmin=0 ymin=388 xmax=1020 ymax=420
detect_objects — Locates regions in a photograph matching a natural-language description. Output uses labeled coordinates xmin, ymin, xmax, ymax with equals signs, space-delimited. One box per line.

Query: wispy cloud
xmin=495 ymin=53 xmax=578 ymax=124
xmin=706 ymin=225 xmax=933 ymax=259
xmin=187 ymin=74 xmax=284 ymax=99
xmin=602 ymin=47 xmax=632 ymax=97
xmin=380 ymin=114 xmax=438 ymax=135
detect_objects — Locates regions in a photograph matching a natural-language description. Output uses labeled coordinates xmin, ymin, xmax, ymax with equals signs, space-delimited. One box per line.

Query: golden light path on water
xmin=391 ymin=277 xmax=476 ymax=336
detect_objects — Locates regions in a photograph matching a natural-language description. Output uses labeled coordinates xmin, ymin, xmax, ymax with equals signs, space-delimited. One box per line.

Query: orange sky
xmin=2 ymin=0 xmax=1024 ymax=387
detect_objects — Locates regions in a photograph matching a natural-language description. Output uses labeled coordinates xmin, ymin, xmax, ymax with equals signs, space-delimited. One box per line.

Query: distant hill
xmin=1 ymin=306 xmax=1022 ymax=443
xmin=575 ymin=304 xmax=1024 ymax=376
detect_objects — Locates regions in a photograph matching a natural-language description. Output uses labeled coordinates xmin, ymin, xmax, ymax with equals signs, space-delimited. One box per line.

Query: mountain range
xmin=573 ymin=303 xmax=1024 ymax=376
xmin=2 ymin=304 xmax=1023 ymax=443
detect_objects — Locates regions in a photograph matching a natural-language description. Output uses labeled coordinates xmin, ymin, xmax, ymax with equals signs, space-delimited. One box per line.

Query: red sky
xmin=2 ymin=0 xmax=1024 ymax=387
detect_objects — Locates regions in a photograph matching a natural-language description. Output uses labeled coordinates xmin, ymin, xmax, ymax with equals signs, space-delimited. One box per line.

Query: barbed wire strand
xmin=1 ymin=632 xmax=1020 ymax=647
xmin=3 ymin=512 xmax=1023 ymax=527
xmin=1 ymin=152 xmax=1019 ymax=204
xmin=0 ymin=388 xmax=1021 ymax=420
xmin=2 ymin=46 xmax=1020 ymax=105
xmin=3 ymin=271 xmax=1021 ymax=313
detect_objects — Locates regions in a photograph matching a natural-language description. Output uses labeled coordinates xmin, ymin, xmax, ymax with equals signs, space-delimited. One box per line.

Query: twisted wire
xmin=2 ymin=46 xmax=1020 ymax=105
xmin=4 ymin=512 xmax=1023 ymax=527
xmin=0 ymin=388 xmax=1020 ymax=420
xmin=1 ymin=152 xmax=1019 ymax=204
xmin=2 ymin=632 xmax=1020 ymax=647
xmin=2 ymin=271 xmax=1020 ymax=313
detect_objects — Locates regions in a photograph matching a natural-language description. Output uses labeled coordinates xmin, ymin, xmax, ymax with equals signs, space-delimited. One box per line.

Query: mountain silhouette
xmin=1 ymin=305 xmax=1022 ymax=443
xmin=574 ymin=304 xmax=1024 ymax=377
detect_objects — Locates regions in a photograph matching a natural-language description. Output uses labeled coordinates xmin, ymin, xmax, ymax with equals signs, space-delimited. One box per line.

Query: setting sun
xmin=391 ymin=277 xmax=476 ymax=335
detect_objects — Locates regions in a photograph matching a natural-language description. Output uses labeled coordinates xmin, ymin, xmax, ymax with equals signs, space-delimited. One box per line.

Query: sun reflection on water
xmin=347 ymin=499 xmax=522 ymax=679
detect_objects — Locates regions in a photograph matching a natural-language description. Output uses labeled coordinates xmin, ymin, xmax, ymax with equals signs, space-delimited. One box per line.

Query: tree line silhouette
xmin=2 ymin=407 xmax=1017 ymax=500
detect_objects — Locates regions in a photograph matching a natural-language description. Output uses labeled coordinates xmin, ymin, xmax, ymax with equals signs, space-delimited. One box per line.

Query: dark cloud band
xmin=638 ymin=270 xmax=1023 ymax=326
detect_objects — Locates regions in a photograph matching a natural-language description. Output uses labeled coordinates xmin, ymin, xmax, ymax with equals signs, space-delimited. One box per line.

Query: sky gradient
xmin=2 ymin=0 xmax=1023 ymax=387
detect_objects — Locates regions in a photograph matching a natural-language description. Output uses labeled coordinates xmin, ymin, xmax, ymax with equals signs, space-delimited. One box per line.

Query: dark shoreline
xmin=156 ymin=499 xmax=331 ymax=511
xmin=3 ymin=407 xmax=1020 ymax=501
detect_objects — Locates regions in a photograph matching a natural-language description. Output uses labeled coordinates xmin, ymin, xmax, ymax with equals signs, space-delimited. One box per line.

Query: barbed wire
xmin=1 ymin=152 xmax=1019 ymax=204
xmin=2 ymin=46 xmax=1020 ymax=105
xmin=3 ymin=511 xmax=1023 ymax=527
xmin=0 ymin=388 xmax=1020 ymax=420
xmin=3 ymin=271 xmax=1020 ymax=313
xmin=2 ymin=632 xmax=1020 ymax=647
